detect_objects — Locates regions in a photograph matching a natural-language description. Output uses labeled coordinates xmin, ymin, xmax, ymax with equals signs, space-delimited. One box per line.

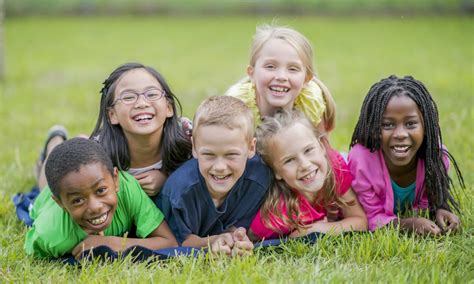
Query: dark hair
xmin=90 ymin=62 xmax=192 ymax=175
xmin=45 ymin=138 xmax=114 ymax=199
xmin=350 ymin=75 xmax=464 ymax=212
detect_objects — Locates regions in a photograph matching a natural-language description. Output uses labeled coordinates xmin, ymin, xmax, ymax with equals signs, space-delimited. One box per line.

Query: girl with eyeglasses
xmin=90 ymin=62 xmax=192 ymax=197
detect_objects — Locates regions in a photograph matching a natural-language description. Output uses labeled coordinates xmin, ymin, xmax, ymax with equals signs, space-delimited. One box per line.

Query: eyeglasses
xmin=112 ymin=88 xmax=166 ymax=106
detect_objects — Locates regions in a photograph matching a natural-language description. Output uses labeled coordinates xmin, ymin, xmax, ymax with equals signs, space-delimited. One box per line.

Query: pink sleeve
xmin=249 ymin=210 xmax=278 ymax=240
xmin=249 ymin=200 xmax=292 ymax=240
xmin=348 ymin=145 xmax=396 ymax=231
xmin=328 ymin=150 xmax=352 ymax=196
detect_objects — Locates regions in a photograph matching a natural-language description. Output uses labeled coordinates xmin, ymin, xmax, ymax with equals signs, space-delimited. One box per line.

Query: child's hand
xmin=289 ymin=217 xmax=328 ymax=238
xmin=400 ymin=217 xmax=442 ymax=236
xmin=231 ymin=227 xmax=254 ymax=257
xmin=133 ymin=170 xmax=167 ymax=196
xmin=435 ymin=209 xmax=460 ymax=232
xmin=72 ymin=235 xmax=125 ymax=260
xmin=210 ymin=233 xmax=234 ymax=256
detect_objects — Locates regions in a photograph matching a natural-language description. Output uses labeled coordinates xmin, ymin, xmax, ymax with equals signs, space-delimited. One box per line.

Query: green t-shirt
xmin=24 ymin=171 xmax=164 ymax=258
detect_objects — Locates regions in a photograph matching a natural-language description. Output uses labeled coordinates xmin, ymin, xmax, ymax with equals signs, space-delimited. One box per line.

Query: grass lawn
xmin=1 ymin=15 xmax=473 ymax=282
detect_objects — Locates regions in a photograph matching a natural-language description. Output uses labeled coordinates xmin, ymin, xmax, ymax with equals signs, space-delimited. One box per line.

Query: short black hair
xmin=45 ymin=138 xmax=114 ymax=199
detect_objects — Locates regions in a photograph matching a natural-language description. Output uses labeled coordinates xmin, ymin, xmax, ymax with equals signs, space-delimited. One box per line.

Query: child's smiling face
xmin=247 ymin=38 xmax=308 ymax=115
xmin=192 ymin=124 xmax=256 ymax=207
xmin=53 ymin=162 xmax=119 ymax=234
xmin=381 ymin=95 xmax=424 ymax=173
xmin=108 ymin=68 xmax=174 ymax=138
xmin=269 ymin=122 xmax=328 ymax=203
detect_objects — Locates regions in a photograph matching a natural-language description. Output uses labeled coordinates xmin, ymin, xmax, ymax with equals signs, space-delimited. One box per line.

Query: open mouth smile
xmin=132 ymin=113 xmax=154 ymax=122
xmin=211 ymin=174 xmax=231 ymax=183
xmin=87 ymin=211 xmax=108 ymax=226
xmin=300 ymin=169 xmax=318 ymax=184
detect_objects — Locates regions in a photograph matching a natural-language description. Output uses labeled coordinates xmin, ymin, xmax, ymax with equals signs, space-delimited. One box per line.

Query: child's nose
xmin=275 ymin=69 xmax=288 ymax=81
xmin=213 ymin=158 xmax=227 ymax=171
xmin=134 ymin=94 xmax=149 ymax=107
xmin=393 ymin=125 xmax=409 ymax=139
xmin=299 ymin=157 xmax=311 ymax=170
xmin=87 ymin=197 xmax=103 ymax=213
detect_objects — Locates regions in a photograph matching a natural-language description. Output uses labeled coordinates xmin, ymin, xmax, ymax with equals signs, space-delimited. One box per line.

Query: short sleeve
xmin=121 ymin=174 xmax=164 ymax=238
xmin=329 ymin=150 xmax=353 ymax=196
xmin=249 ymin=199 xmax=292 ymax=240
xmin=250 ymin=210 xmax=278 ymax=240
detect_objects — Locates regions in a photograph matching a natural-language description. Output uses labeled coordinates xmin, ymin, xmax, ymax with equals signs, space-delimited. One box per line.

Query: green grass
xmin=1 ymin=16 xmax=473 ymax=282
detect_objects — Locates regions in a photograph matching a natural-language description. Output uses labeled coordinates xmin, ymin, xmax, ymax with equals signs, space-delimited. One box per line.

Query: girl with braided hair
xmin=348 ymin=75 xmax=464 ymax=235
xmin=91 ymin=63 xmax=192 ymax=197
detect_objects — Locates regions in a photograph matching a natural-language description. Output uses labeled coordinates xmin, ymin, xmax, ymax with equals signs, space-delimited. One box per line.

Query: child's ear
xmin=246 ymin=65 xmax=254 ymax=80
xmin=52 ymin=195 xmax=66 ymax=211
xmin=113 ymin=167 xmax=120 ymax=192
xmin=166 ymin=102 xmax=174 ymax=118
xmin=274 ymin=172 xmax=283 ymax=181
xmin=248 ymin=137 xmax=256 ymax=159
xmin=191 ymin=137 xmax=198 ymax=159
xmin=108 ymin=108 xmax=119 ymax=125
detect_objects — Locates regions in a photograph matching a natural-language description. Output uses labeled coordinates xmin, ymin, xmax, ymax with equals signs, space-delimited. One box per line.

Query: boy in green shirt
xmin=25 ymin=138 xmax=177 ymax=259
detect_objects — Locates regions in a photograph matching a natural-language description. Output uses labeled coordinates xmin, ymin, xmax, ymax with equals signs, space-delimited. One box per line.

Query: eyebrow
xmin=120 ymin=86 xmax=161 ymax=94
xmin=64 ymin=178 xmax=105 ymax=196
xmin=382 ymin=115 xmax=420 ymax=119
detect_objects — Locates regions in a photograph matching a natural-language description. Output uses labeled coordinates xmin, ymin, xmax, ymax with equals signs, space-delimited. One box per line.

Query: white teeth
xmin=270 ymin=86 xmax=289 ymax=92
xmin=134 ymin=114 xmax=153 ymax=121
xmin=213 ymin=174 xmax=229 ymax=180
xmin=88 ymin=212 xmax=107 ymax=225
xmin=301 ymin=170 xmax=317 ymax=181
xmin=393 ymin=146 xmax=409 ymax=152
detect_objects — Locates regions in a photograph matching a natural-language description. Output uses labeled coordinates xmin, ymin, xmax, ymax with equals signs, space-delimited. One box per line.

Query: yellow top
xmin=225 ymin=78 xmax=326 ymax=129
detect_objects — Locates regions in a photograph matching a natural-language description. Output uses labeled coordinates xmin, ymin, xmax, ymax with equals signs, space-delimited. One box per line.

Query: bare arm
xmin=72 ymin=221 xmax=177 ymax=259
xmin=290 ymin=188 xmax=368 ymax=237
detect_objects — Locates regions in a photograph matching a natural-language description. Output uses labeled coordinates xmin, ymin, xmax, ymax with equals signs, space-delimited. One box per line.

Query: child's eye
xmin=283 ymin=158 xmax=294 ymax=165
xmin=226 ymin=153 xmax=239 ymax=157
xmin=96 ymin=187 xmax=107 ymax=195
xmin=406 ymin=121 xmax=418 ymax=128
xmin=304 ymin=147 xmax=315 ymax=154
xmin=264 ymin=64 xmax=275 ymax=69
xmin=381 ymin=122 xmax=394 ymax=129
xmin=71 ymin=198 xmax=85 ymax=205
xmin=289 ymin=66 xmax=301 ymax=72
xmin=121 ymin=92 xmax=137 ymax=103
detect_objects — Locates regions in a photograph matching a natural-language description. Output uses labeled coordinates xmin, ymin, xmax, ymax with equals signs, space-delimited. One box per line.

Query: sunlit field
xmin=1 ymin=16 xmax=472 ymax=282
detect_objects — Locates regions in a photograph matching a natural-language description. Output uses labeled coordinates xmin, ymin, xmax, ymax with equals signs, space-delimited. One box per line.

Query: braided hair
xmin=350 ymin=75 xmax=464 ymax=213
xmin=90 ymin=62 xmax=192 ymax=175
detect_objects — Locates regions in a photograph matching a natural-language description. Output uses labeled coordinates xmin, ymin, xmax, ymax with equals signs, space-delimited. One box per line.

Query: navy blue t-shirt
xmin=155 ymin=155 xmax=272 ymax=244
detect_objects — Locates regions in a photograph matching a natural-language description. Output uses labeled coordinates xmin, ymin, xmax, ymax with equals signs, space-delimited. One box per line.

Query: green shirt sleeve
xmin=118 ymin=172 xmax=165 ymax=238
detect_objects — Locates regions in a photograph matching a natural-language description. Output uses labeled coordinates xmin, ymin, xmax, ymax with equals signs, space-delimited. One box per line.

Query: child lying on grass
xmin=25 ymin=138 xmax=177 ymax=259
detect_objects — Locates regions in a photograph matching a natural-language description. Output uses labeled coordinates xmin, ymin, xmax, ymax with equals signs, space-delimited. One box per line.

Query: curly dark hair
xmin=45 ymin=138 xmax=114 ymax=199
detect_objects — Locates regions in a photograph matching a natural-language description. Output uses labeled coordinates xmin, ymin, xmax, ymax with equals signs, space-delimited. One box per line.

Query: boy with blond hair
xmin=156 ymin=96 xmax=271 ymax=256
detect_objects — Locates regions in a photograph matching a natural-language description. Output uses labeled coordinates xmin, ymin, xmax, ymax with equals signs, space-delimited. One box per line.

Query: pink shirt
xmin=250 ymin=150 xmax=352 ymax=240
xmin=348 ymin=144 xmax=449 ymax=231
